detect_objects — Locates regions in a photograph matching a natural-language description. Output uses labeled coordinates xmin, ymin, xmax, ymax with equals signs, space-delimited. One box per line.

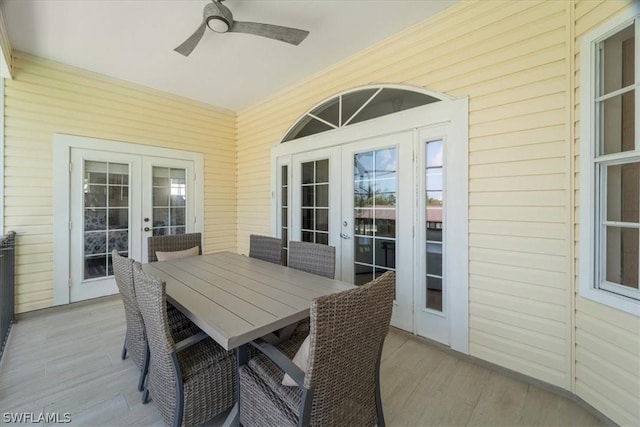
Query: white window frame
xmin=579 ymin=5 xmax=640 ymax=316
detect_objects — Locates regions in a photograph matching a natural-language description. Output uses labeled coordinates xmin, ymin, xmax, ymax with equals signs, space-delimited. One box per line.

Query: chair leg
xmin=298 ymin=387 xmax=314 ymax=427
xmin=375 ymin=345 xmax=385 ymax=427
xmin=235 ymin=344 xmax=249 ymax=425
xmin=137 ymin=367 xmax=147 ymax=392
xmin=142 ymin=388 xmax=150 ymax=404
xmin=171 ymin=353 xmax=184 ymax=427
xmin=138 ymin=345 xmax=150 ymax=392
xmin=121 ymin=335 xmax=128 ymax=360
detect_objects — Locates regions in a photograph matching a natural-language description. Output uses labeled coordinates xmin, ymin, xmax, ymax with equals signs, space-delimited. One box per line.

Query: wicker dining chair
xmin=132 ymin=263 xmax=237 ymax=427
xmin=249 ymin=234 xmax=283 ymax=265
xmin=147 ymin=233 xmax=202 ymax=263
xmin=239 ymin=271 xmax=396 ymax=427
xmin=287 ymin=241 xmax=336 ymax=339
xmin=112 ymin=251 xmax=199 ymax=392
xmin=287 ymin=241 xmax=336 ymax=279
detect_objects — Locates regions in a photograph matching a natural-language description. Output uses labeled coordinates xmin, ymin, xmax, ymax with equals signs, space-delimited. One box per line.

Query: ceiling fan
xmin=174 ymin=0 xmax=310 ymax=56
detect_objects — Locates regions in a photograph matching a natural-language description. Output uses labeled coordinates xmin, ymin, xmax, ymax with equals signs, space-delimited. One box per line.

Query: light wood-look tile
xmin=0 ymin=298 xmax=604 ymax=426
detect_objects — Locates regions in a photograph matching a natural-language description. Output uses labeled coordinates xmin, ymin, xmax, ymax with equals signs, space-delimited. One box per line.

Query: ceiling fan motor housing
xmin=205 ymin=1 xmax=233 ymax=33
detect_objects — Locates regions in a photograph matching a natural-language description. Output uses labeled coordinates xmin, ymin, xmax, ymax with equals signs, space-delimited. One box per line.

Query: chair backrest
xmin=132 ymin=263 xmax=178 ymax=425
xmin=288 ymin=241 xmax=335 ymax=279
xmin=147 ymin=232 xmax=202 ymax=262
xmin=112 ymin=251 xmax=146 ymax=369
xmin=305 ymin=271 xmax=395 ymax=426
xmin=249 ymin=234 xmax=282 ymax=265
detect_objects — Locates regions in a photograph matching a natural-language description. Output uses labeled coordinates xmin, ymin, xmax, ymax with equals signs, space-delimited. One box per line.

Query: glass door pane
xmin=425 ymin=140 xmax=443 ymax=312
xmin=300 ymin=159 xmax=330 ymax=245
xmin=415 ymin=130 xmax=451 ymax=346
xmin=151 ymin=167 xmax=186 ymax=236
xmin=141 ymin=157 xmax=197 ymax=263
xmin=83 ymin=161 xmax=129 ymax=280
xmin=341 ymin=132 xmax=412 ymax=332
xmin=281 ymin=164 xmax=289 ymax=265
xmin=353 ymin=148 xmax=397 ymax=287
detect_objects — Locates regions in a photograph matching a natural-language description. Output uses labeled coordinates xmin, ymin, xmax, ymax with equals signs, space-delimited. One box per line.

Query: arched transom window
xmin=281 ymin=85 xmax=446 ymax=143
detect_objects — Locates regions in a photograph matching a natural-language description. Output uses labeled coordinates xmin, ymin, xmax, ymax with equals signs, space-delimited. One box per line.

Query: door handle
xmin=340 ymin=233 xmax=351 ymax=240
xmin=144 ymin=227 xmax=150 ymax=232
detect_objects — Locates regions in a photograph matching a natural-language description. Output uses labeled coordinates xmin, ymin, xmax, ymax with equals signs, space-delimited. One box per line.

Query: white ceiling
xmin=2 ymin=0 xmax=457 ymax=111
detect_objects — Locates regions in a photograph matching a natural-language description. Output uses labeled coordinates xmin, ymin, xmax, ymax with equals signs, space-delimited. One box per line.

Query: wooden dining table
xmin=141 ymin=251 xmax=355 ymax=351
xmin=142 ymin=251 xmax=355 ymax=425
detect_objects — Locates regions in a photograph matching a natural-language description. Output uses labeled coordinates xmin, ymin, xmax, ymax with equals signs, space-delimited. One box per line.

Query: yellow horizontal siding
xmin=471 ymin=302 xmax=567 ymax=339
xmin=12 ymin=54 xmax=234 ymax=123
xmin=576 ymin=311 xmax=639 ymax=358
xmin=470 ymin=141 xmax=566 ymax=164
xmin=469 ymin=234 xmax=566 ymax=257
xmin=474 ymin=316 xmax=566 ymax=355
xmin=470 ymin=328 xmax=566 ymax=375
xmin=470 ymin=173 xmax=566 ymax=192
xmin=471 ymin=157 xmax=566 ymax=178
xmin=470 ymin=247 xmax=566 ymax=273
xmin=470 ymin=261 xmax=567 ymax=292
xmin=0 ymin=6 xmax=11 ymax=77
xmin=470 ymin=108 xmax=566 ymax=138
xmin=5 ymin=88 xmax=236 ymax=137
xmin=470 ymin=340 xmax=566 ymax=386
xmin=470 ymin=76 xmax=567 ymax=111
xmin=572 ymin=1 xmax=639 ymax=426
xmin=469 ymin=219 xmax=566 ymax=239
xmin=575 ymin=338 xmax=640 ymax=426
xmin=435 ymin=55 xmax=567 ymax=99
xmin=237 ymin=0 xmax=573 ymax=390
xmin=469 ymin=206 xmax=565 ymax=223
xmin=472 ymin=275 xmax=567 ymax=307
xmin=454 ymin=61 xmax=566 ymax=101
xmin=4 ymin=52 xmax=237 ymax=313
xmin=576 ymin=332 xmax=639 ymax=391
xmin=469 ymin=189 xmax=566 ymax=206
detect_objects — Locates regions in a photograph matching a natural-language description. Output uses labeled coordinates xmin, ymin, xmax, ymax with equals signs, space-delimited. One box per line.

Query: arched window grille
xmin=281 ymin=85 xmax=446 ymax=143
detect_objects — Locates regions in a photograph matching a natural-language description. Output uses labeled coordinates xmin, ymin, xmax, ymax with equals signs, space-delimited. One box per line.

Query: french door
xmin=272 ymin=95 xmax=468 ymax=351
xmin=290 ymin=148 xmax=343 ymax=271
xmin=276 ymin=129 xmax=467 ymax=348
xmin=340 ymin=133 xmax=414 ymax=331
xmin=68 ymin=149 xmax=196 ymax=302
xmin=284 ymin=132 xmax=414 ymax=331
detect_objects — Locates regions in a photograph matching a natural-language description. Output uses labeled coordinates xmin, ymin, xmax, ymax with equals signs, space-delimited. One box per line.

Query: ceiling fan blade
xmin=174 ymin=21 xmax=208 ymax=56
xmin=230 ymin=21 xmax=309 ymax=45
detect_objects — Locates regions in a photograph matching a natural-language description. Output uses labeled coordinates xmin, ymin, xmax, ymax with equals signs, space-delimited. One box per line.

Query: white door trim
xmin=53 ymin=134 xmax=205 ymax=306
xmin=444 ymin=102 xmax=469 ymax=354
